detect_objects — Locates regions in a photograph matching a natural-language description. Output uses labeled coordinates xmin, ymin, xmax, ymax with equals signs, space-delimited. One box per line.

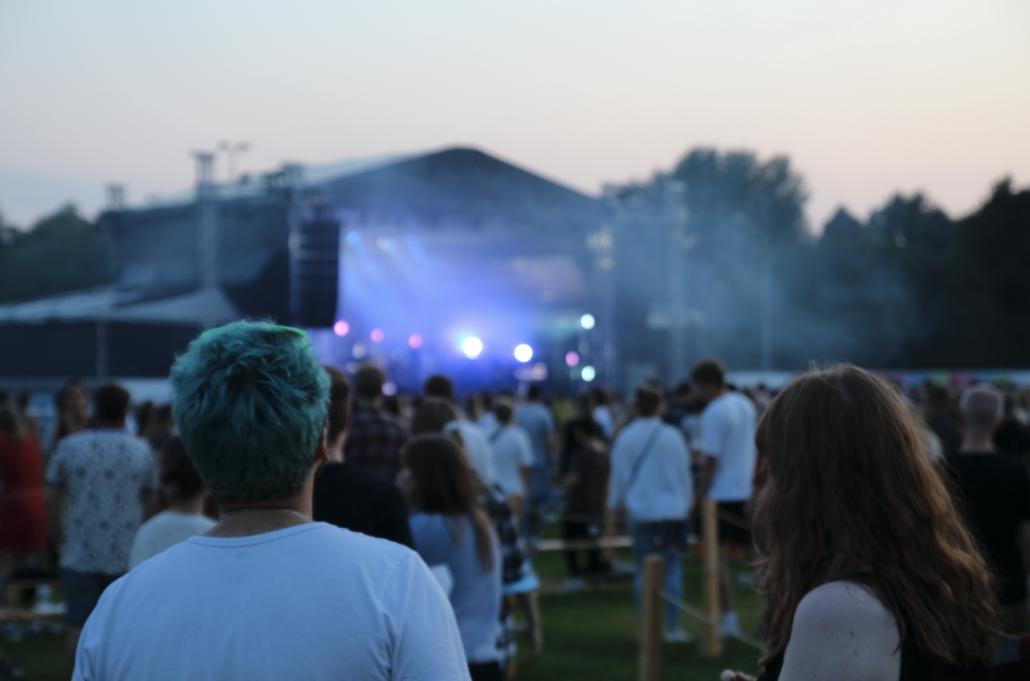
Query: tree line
xmin=2 ymin=150 xmax=1027 ymax=369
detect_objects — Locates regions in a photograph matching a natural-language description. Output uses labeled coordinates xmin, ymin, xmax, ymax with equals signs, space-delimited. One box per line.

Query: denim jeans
xmin=630 ymin=520 xmax=686 ymax=631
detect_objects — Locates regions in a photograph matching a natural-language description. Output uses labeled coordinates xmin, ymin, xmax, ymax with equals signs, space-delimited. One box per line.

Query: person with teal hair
xmin=72 ymin=321 xmax=471 ymax=681
xmin=169 ymin=322 xmax=330 ymax=503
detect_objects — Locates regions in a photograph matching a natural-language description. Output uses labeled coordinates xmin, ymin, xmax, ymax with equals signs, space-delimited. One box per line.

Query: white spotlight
xmin=514 ymin=344 xmax=534 ymax=363
xmin=461 ymin=336 xmax=484 ymax=360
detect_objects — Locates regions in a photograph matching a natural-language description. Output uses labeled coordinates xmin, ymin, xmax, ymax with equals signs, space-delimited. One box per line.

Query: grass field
xmin=1 ymin=546 xmax=763 ymax=680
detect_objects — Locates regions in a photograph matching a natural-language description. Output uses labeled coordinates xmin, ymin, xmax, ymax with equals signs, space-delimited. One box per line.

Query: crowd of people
xmin=0 ymin=320 xmax=1028 ymax=680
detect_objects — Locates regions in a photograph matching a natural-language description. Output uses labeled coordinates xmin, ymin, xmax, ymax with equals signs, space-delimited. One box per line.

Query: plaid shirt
xmin=343 ymin=407 xmax=408 ymax=482
xmin=480 ymin=483 xmax=528 ymax=666
xmin=480 ymin=483 xmax=527 ymax=587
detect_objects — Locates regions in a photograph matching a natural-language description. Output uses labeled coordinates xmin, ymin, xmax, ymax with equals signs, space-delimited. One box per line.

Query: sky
xmin=1 ymin=0 xmax=1028 ymax=230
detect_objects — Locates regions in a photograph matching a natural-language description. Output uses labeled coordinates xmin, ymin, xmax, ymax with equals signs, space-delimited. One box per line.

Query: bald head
xmin=959 ymin=384 xmax=1003 ymax=432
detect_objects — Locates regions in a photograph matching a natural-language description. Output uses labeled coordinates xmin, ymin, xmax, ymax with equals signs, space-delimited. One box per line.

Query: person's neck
xmin=959 ymin=432 xmax=995 ymax=453
xmin=326 ymin=432 xmax=347 ymax=464
xmin=206 ymin=486 xmax=314 ymax=537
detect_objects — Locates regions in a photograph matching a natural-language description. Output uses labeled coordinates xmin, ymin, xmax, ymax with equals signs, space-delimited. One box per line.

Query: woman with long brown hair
xmin=399 ymin=434 xmax=504 ymax=681
xmin=724 ymin=365 xmax=1014 ymax=681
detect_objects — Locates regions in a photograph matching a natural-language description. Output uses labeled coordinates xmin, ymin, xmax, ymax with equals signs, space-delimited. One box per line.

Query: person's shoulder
xmin=134 ymin=510 xmax=168 ymax=534
xmin=124 ymin=434 xmax=153 ymax=456
xmin=117 ymin=538 xmax=195 ymax=584
xmin=702 ymin=395 xmax=728 ymax=417
xmin=793 ymin=581 xmax=898 ymax=638
xmin=309 ymin=522 xmax=418 ymax=566
xmin=612 ymin=420 xmax=641 ymax=443
xmin=781 ymin=582 xmax=901 ymax=681
xmin=659 ymin=421 xmax=685 ymax=438
xmin=409 ymin=512 xmax=449 ymax=537
xmin=60 ymin=429 xmax=92 ymax=448
xmin=460 ymin=422 xmax=487 ymax=444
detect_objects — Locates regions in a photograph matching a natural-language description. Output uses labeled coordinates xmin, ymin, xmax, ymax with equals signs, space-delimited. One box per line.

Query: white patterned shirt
xmin=46 ymin=429 xmax=157 ymax=574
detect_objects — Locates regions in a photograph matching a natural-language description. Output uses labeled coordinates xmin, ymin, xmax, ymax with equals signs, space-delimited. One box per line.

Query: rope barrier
xmin=657 ymin=590 xmax=764 ymax=651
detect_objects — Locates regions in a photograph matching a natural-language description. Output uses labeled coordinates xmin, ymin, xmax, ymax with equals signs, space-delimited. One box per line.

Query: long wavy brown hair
xmin=403 ymin=434 xmax=495 ymax=571
xmin=753 ymin=365 xmax=1000 ymax=667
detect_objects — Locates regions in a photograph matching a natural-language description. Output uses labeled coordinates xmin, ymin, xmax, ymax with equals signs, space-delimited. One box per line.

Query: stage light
xmin=581 ymin=365 xmax=597 ymax=382
xmin=333 ymin=320 xmax=350 ymax=337
xmin=352 ymin=343 xmax=368 ymax=359
xmin=346 ymin=231 xmax=361 ymax=245
xmin=383 ymin=381 xmax=397 ymax=396
xmin=461 ymin=336 xmax=484 ymax=360
xmin=408 ymin=333 xmax=423 ymax=349
xmin=580 ymin=313 xmax=596 ymax=330
xmin=514 ymin=344 xmax=534 ymax=363
xmin=565 ymin=351 xmax=580 ymax=367
xmin=370 ymin=328 xmax=385 ymax=343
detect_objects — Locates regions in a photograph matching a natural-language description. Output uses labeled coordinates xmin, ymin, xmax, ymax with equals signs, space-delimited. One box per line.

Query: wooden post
xmin=702 ymin=498 xmax=723 ymax=656
xmin=637 ymin=554 xmax=664 ymax=681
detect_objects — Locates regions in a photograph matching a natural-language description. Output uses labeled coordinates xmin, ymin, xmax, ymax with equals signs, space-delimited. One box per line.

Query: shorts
xmin=61 ymin=569 xmax=121 ymax=628
xmin=716 ymin=501 xmax=752 ymax=548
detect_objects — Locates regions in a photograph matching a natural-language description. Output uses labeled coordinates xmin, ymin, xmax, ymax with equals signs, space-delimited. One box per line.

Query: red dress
xmin=0 ymin=432 xmax=47 ymax=554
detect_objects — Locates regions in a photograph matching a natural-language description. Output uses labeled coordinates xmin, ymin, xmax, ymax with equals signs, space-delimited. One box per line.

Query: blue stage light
xmin=581 ymin=365 xmax=597 ymax=382
xmin=514 ymin=343 xmax=534 ymax=363
xmin=580 ymin=313 xmax=596 ymax=330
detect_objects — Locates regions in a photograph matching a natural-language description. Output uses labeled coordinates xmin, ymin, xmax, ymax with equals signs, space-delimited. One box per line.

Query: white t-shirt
xmin=698 ymin=392 xmax=758 ymax=502
xmin=514 ymin=402 xmax=554 ymax=464
xmin=128 ymin=510 xmax=215 ymax=568
xmin=74 ymin=523 xmax=470 ymax=681
xmin=445 ymin=420 xmax=495 ymax=485
xmin=592 ymin=405 xmax=615 ymax=439
xmin=487 ymin=426 xmax=534 ymax=498
xmin=607 ymin=418 xmax=692 ymax=522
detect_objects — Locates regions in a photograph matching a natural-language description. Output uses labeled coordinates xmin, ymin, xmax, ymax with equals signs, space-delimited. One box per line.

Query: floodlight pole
xmin=664 ymin=177 xmax=689 ymax=383
xmin=193 ymin=151 xmax=220 ymax=328
xmin=218 ymin=140 xmax=251 ymax=183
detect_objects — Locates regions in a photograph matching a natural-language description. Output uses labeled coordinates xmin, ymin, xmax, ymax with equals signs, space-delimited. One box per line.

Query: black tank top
xmin=758 ymin=639 xmax=990 ymax=681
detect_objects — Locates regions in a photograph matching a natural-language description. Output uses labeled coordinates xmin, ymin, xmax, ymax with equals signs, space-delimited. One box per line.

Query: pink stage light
xmin=408 ymin=334 xmax=423 ymax=349
xmin=565 ymin=351 xmax=581 ymax=367
xmin=370 ymin=328 xmax=385 ymax=343
xmin=333 ymin=320 xmax=350 ymax=337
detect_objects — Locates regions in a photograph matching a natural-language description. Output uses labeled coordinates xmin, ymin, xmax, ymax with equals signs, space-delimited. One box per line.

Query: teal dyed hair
xmin=170 ymin=321 xmax=330 ymax=501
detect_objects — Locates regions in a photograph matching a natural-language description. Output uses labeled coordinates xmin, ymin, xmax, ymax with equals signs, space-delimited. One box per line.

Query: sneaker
xmin=663 ymin=628 xmax=692 ymax=644
xmin=561 ymin=577 xmax=586 ymax=593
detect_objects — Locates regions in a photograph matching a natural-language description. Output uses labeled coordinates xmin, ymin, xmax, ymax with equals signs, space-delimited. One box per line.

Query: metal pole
xmin=193 ymin=151 xmax=220 ymax=328
xmin=666 ymin=179 xmax=688 ymax=382
xmin=759 ymin=194 xmax=772 ymax=370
